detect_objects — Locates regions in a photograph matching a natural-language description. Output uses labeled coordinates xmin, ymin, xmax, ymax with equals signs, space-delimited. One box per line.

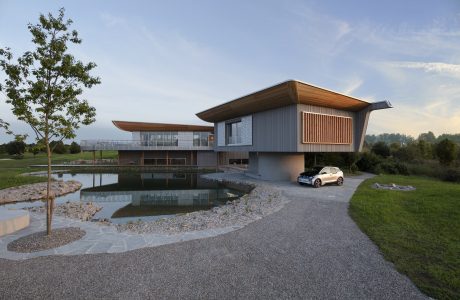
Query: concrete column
xmin=247 ymin=152 xmax=304 ymax=181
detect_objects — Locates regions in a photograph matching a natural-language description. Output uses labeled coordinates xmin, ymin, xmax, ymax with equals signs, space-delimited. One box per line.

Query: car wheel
xmin=337 ymin=177 xmax=344 ymax=186
xmin=314 ymin=179 xmax=321 ymax=188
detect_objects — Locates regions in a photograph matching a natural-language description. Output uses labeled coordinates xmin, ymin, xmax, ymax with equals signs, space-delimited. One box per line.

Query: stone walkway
xmin=0 ymin=212 xmax=241 ymax=260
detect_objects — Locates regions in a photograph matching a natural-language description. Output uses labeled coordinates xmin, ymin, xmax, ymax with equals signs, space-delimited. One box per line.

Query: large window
xmin=193 ymin=132 xmax=211 ymax=147
xmin=226 ymin=120 xmax=242 ymax=145
xmin=140 ymin=132 xmax=178 ymax=146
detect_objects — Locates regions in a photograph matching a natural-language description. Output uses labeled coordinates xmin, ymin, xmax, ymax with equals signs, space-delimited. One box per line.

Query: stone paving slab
xmin=0 ymin=212 xmax=241 ymax=260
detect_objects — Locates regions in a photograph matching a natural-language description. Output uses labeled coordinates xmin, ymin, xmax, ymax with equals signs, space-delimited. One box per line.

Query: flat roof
xmin=196 ymin=80 xmax=371 ymax=123
xmin=112 ymin=121 xmax=214 ymax=132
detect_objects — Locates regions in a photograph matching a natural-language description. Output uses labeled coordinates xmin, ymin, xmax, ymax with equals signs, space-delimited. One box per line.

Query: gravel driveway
xmin=0 ymin=173 xmax=427 ymax=299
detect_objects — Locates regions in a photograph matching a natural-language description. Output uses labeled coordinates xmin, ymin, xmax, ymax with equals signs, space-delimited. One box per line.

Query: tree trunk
xmin=46 ymin=140 xmax=52 ymax=236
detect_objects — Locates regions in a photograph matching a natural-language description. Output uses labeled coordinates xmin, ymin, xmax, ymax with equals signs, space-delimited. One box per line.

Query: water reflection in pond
xmin=5 ymin=173 xmax=246 ymax=224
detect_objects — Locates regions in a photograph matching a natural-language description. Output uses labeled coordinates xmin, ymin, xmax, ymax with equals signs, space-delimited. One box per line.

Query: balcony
xmin=80 ymin=139 xmax=214 ymax=151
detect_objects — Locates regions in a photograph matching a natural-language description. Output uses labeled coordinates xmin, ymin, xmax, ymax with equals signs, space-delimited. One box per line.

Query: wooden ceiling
xmin=112 ymin=121 xmax=214 ymax=132
xmin=196 ymin=80 xmax=371 ymax=122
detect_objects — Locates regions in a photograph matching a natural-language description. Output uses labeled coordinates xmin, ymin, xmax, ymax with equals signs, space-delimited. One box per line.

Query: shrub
xmin=371 ymin=141 xmax=390 ymax=158
xmin=442 ymin=169 xmax=460 ymax=183
xmin=69 ymin=141 xmax=81 ymax=154
xmin=50 ymin=141 xmax=67 ymax=154
xmin=356 ymin=152 xmax=382 ymax=173
xmin=5 ymin=140 xmax=26 ymax=156
xmin=435 ymin=139 xmax=457 ymax=166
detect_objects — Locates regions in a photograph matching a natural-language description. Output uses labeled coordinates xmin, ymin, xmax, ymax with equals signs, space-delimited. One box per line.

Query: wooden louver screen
xmin=301 ymin=112 xmax=352 ymax=144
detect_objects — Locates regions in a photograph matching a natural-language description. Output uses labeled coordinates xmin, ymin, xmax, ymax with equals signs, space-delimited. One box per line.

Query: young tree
xmin=0 ymin=8 xmax=100 ymax=235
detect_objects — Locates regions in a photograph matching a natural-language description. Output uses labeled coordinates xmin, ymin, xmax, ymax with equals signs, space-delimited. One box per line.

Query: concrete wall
xmin=247 ymin=152 xmax=304 ymax=181
xmin=196 ymin=151 xmax=218 ymax=167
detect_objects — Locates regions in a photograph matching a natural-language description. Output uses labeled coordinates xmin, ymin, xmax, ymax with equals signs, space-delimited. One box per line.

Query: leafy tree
xmin=417 ymin=140 xmax=433 ymax=160
xmin=418 ymin=131 xmax=436 ymax=143
xmin=435 ymin=139 xmax=457 ymax=166
xmin=371 ymin=141 xmax=390 ymax=158
xmin=69 ymin=141 xmax=81 ymax=154
xmin=30 ymin=144 xmax=41 ymax=156
xmin=5 ymin=139 xmax=26 ymax=157
xmin=0 ymin=8 xmax=100 ymax=235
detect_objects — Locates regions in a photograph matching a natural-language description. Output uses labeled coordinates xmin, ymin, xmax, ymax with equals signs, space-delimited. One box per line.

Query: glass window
xmin=226 ymin=121 xmax=242 ymax=145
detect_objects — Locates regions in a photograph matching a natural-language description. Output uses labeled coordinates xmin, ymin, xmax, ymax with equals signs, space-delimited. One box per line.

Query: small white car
xmin=297 ymin=166 xmax=344 ymax=188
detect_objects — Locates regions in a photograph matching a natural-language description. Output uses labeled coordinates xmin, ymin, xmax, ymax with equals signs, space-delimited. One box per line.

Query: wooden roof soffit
xmin=196 ymin=80 xmax=374 ymax=123
xmin=112 ymin=121 xmax=214 ymax=132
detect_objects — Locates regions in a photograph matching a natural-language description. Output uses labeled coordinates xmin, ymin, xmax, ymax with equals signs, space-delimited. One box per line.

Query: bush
xmin=371 ymin=141 xmax=390 ymax=158
xmin=69 ymin=141 xmax=81 ymax=154
xmin=5 ymin=140 xmax=26 ymax=156
xmin=435 ymin=139 xmax=457 ymax=166
xmin=442 ymin=169 xmax=460 ymax=183
xmin=50 ymin=141 xmax=67 ymax=154
xmin=356 ymin=152 xmax=382 ymax=173
xmin=375 ymin=161 xmax=409 ymax=175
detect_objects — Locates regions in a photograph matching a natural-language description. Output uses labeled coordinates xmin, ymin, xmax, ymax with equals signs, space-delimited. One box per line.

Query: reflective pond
xmin=4 ymin=173 xmax=247 ymax=224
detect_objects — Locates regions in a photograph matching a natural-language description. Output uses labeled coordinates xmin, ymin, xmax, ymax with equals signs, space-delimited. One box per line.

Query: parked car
xmin=297 ymin=166 xmax=344 ymax=188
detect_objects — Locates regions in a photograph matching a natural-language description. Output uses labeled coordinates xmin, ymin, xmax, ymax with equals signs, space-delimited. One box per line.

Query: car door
xmin=330 ymin=168 xmax=339 ymax=182
xmin=320 ymin=167 xmax=332 ymax=183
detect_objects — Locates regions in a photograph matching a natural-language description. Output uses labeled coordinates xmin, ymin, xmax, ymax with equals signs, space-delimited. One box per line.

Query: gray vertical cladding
xmin=214 ymin=103 xmax=371 ymax=153
xmin=296 ymin=104 xmax=355 ymax=152
xmin=214 ymin=104 xmax=298 ymax=152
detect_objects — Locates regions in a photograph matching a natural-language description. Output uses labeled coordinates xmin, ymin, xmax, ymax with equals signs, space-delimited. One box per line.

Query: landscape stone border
xmin=372 ymin=183 xmax=416 ymax=191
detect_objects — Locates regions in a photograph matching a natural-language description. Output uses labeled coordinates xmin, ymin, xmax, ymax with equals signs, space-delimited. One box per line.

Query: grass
xmin=0 ymin=151 xmax=118 ymax=190
xmin=349 ymin=175 xmax=460 ymax=299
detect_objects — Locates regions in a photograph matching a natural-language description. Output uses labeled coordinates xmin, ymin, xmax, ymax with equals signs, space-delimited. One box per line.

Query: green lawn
xmin=0 ymin=151 xmax=118 ymax=190
xmin=349 ymin=175 xmax=460 ymax=299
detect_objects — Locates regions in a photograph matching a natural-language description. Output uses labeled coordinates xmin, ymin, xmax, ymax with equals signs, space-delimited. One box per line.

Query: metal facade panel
xmin=214 ymin=104 xmax=298 ymax=152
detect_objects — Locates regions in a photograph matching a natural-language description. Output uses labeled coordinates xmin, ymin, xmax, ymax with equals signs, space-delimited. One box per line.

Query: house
xmin=82 ymin=80 xmax=391 ymax=180
xmin=81 ymin=121 xmax=218 ymax=167
xmin=196 ymin=80 xmax=391 ymax=180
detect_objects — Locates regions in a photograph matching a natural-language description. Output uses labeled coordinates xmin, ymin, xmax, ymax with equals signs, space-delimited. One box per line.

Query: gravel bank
xmin=7 ymin=227 xmax=85 ymax=253
xmin=19 ymin=172 xmax=288 ymax=235
xmin=27 ymin=201 xmax=102 ymax=222
xmin=0 ymin=180 xmax=82 ymax=204
xmin=117 ymin=174 xmax=288 ymax=234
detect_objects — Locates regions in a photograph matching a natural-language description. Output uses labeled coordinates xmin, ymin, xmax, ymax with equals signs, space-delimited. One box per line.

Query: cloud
xmin=387 ymin=61 xmax=460 ymax=78
xmin=100 ymin=13 xmax=126 ymax=27
xmin=341 ymin=78 xmax=363 ymax=95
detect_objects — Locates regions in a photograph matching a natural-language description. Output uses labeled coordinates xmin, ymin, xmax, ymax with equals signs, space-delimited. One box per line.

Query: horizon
xmin=1 ymin=0 xmax=460 ymax=143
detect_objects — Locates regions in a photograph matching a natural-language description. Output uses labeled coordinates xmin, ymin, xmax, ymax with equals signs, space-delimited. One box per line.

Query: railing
xmin=80 ymin=139 xmax=214 ymax=151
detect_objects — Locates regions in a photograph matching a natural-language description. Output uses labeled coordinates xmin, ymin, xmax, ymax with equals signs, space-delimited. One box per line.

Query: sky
xmin=1 ymin=0 xmax=460 ymax=143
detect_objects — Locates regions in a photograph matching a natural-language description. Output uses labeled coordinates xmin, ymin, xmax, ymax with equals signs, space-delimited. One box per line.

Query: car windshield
xmin=301 ymin=166 xmax=324 ymax=176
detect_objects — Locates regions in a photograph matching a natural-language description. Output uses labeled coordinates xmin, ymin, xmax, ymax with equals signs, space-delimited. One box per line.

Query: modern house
xmin=196 ymin=80 xmax=391 ymax=180
xmin=81 ymin=121 xmax=218 ymax=167
xmin=82 ymin=80 xmax=391 ymax=181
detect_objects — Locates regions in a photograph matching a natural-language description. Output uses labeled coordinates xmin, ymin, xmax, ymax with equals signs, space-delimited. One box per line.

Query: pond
xmin=4 ymin=172 xmax=247 ymax=224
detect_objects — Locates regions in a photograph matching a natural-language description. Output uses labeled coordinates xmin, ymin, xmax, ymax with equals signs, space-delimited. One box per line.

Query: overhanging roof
xmin=112 ymin=121 xmax=214 ymax=132
xmin=196 ymin=80 xmax=372 ymax=123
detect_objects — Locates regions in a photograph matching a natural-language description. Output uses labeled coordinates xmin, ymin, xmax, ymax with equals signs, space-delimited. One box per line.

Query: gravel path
xmin=0 ymin=173 xmax=427 ymax=299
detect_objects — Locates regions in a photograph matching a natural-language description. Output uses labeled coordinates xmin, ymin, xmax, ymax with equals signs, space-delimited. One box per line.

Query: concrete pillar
xmin=247 ymin=152 xmax=304 ymax=181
